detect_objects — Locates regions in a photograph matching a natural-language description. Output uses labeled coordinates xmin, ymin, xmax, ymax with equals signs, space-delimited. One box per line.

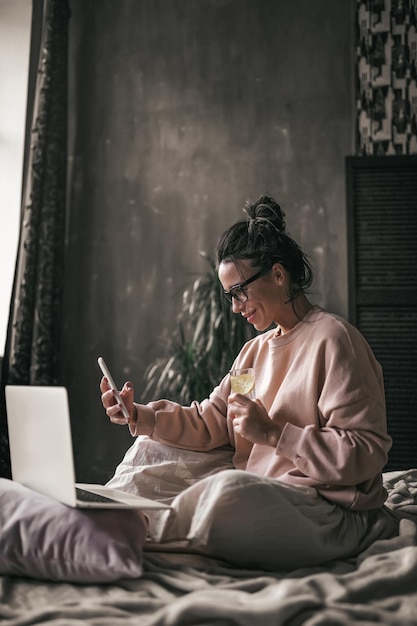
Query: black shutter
xmin=346 ymin=156 xmax=417 ymax=470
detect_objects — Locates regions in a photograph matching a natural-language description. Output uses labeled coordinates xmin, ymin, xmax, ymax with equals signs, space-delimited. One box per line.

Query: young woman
xmin=101 ymin=195 xmax=399 ymax=570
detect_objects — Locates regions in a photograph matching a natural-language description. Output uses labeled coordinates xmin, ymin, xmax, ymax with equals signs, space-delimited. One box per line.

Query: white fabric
xmin=106 ymin=435 xmax=235 ymax=541
xmin=107 ymin=436 xmax=235 ymax=500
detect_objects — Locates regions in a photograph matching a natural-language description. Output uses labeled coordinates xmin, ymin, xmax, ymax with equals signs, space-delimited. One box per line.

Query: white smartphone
xmin=97 ymin=356 xmax=130 ymax=421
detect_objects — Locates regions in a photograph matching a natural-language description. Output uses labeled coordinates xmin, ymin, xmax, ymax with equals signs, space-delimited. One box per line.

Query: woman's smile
xmin=243 ymin=308 xmax=257 ymax=325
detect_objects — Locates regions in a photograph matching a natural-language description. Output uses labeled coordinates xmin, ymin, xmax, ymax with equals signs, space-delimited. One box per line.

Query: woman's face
xmin=218 ymin=259 xmax=284 ymax=331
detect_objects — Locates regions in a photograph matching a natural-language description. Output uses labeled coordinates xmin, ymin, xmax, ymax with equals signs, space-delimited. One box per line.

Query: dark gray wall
xmin=64 ymin=0 xmax=355 ymax=482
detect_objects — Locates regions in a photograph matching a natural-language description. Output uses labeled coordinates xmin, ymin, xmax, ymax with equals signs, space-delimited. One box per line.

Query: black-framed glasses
xmin=223 ymin=267 xmax=271 ymax=304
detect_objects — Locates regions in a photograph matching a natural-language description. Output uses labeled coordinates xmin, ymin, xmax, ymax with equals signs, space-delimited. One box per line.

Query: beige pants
xmin=163 ymin=469 xmax=400 ymax=570
xmin=108 ymin=437 xmax=400 ymax=571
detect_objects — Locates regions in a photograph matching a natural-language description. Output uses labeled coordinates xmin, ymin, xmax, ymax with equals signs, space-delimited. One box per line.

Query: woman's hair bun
xmin=216 ymin=193 xmax=313 ymax=295
xmin=244 ymin=195 xmax=286 ymax=235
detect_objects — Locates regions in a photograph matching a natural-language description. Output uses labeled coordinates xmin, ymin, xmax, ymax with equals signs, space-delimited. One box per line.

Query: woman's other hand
xmin=227 ymin=394 xmax=281 ymax=447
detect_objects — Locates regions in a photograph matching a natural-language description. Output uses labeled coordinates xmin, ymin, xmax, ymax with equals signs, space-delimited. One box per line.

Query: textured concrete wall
xmin=64 ymin=0 xmax=355 ymax=481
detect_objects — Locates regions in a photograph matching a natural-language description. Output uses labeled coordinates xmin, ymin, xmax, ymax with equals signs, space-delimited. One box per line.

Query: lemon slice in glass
xmin=230 ymin=373 xmax=255 ymax=395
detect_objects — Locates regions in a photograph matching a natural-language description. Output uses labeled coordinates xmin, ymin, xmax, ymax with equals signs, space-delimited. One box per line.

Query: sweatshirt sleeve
xmin=130 ymin=375 xmax=231 ymax=451
xmin=275 ymin=324 xmax=392 ymax=486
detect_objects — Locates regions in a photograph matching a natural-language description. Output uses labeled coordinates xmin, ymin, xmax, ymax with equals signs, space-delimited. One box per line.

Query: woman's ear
xmin=272 ymin=263 xmax=285 ymax=286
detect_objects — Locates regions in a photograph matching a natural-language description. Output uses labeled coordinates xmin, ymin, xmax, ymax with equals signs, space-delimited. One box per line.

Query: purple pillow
xmin=0 ymin=478 xmax=147 ymax=583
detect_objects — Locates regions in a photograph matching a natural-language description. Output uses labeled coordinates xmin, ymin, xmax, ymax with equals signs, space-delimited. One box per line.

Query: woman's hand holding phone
xmin=98 ymin=357 xmax=134 ymax=425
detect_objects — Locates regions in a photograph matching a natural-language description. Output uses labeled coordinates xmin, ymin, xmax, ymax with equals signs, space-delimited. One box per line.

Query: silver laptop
xmin=5 ymin=385 xmax=170 ymax=511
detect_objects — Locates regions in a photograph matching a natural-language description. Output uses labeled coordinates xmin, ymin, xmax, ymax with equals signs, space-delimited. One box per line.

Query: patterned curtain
xmin=0 ymin=0 xmax=70 ymax=478
xmin=356 ymin=0 xmax=417 ymax=155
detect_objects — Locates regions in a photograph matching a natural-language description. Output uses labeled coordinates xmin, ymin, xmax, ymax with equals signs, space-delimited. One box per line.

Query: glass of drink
xmin=229 ymin=367 xmax=255 ymax=399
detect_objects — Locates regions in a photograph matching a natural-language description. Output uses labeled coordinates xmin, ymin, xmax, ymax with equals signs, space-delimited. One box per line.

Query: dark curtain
xmin=0 ymin=0 xmax=70 ymax=478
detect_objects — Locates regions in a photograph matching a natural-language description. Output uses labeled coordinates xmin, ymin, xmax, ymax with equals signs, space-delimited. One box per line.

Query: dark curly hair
xmin=216 ymin=195 xmax=313 ymax=301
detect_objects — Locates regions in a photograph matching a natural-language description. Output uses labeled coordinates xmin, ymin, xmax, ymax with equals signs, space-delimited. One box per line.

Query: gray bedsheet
xmin=1 ymin=469 xmax=417 ymax=626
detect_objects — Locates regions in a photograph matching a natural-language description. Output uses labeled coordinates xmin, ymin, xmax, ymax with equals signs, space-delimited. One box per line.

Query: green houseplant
xmin=142 ymin=253 xmax=256 ymax=404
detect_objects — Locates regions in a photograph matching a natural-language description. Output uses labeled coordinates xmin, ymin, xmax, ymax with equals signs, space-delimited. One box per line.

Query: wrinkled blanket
xmin=1 ymin=469 xmax=417 ymax=626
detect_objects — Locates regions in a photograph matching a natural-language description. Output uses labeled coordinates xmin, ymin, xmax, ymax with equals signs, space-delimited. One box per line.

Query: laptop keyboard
xmin=76 ymin=487 xmax=119 ymax=504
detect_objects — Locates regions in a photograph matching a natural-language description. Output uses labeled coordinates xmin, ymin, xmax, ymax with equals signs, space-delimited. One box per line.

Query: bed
xmin=1 ymin=437 xmax=417 ymax=626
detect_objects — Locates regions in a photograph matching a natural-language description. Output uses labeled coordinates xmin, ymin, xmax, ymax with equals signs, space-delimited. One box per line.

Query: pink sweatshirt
xmin=133 ymin=306 xmax=392 ymax=511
